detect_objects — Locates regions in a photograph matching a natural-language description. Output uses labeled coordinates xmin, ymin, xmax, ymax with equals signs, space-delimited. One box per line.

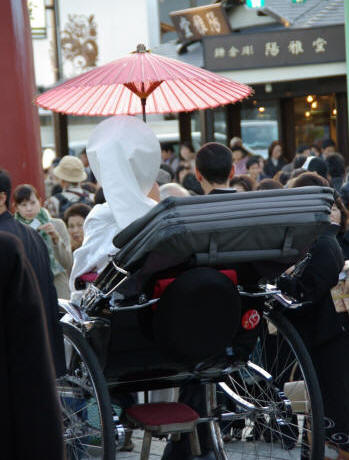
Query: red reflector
xmin=241 ymin=310 xmax=260 ymax=330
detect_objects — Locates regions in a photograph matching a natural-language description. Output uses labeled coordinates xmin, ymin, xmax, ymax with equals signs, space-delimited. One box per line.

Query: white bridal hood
xmin=70 ymin=115 xmax=161 ymax=294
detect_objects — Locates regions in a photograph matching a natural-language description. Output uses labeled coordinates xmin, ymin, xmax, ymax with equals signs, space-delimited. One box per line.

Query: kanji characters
xmin=229 ymin=46 xmax=239 ymax=58
xmin=288 ymin=40 xmax=304 ymax=55
xmin=192 ymin=14 xmax=208 ymax=35
xmin=214 ymin=47 xmax=226 ymax=58
xmin=312 ymin=37 xmax=327 ymax=53
xmin=206 ymin=11 xmax=221 ymax=33
xmin=179 ymin=16 xmax=193 ymax=39
xmin=265 ymin=42 xmax=280 ymax=57
xmin=241 ymin=45 xmax=254 ymax=56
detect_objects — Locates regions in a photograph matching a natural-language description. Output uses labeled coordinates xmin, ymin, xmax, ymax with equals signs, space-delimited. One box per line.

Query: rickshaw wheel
xmin=58 ymin=323 xmax=116 ymax=460
xmin=207 ymin=310 xmax=325 ymax=460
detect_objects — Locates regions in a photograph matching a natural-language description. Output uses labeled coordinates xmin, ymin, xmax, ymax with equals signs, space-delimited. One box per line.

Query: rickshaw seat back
xmin=110 ymin=187 xmax=333 ymax=299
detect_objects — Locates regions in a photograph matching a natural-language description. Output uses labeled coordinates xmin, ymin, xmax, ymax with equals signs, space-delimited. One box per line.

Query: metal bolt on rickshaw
xmin=58 ymin=186 xmax=332 ymax=459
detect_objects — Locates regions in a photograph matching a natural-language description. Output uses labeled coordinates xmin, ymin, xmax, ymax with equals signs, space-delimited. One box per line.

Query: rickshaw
xmin=58 ymin=186 xmax=332 ymax=459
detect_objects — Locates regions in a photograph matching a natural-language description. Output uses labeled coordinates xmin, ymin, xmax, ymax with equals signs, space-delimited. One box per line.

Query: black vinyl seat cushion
xmin=152 ymin=267 xmax=242 ymax=364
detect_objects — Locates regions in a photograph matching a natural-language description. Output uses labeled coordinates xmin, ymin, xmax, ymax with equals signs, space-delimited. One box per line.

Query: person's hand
xmin=285 ymin=265 xmax=295 ymax=275
xmin=39 ymin=222 xmax=60 ymax=244
xmin=148 ymin=182 xmax=160 ymax=203
xmin=330 ymin=204 xmax=341 ymax=226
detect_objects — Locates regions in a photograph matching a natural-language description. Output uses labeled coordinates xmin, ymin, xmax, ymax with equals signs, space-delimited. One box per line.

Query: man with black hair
xmin=162 ymin=143 xmax=236 ymax=460
xmin=0 ymin=169 xmax=65 ymax=376
xmin=302 ymin=156 xmax=329 ymax=179
xmin=282 ymin=145 xmax=310 ymax=174
xmin=161 ymin=143 xmax=179 ymax=171
xmin=246 ymin=155 xmax=265 ymax=183
xmin=326 ymin=153 xmax=345 ymax=191
xmin=322 ymin=138 xmax=336 ymax=158
xmin=195 ymin=142 xmax=235 ymax=194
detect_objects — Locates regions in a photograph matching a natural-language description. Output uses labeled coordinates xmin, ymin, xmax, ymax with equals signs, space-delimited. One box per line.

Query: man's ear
xmin=195 ymin=168 xmax=203 ymax=183
xmin=229 ymin=165 xmax=235 ymax=180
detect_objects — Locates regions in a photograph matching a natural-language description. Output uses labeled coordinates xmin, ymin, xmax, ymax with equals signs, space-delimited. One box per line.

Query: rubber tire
xmin=62 ymin=322 xmax=116 ymax=460
xmin=207 ymin=310 xmax=325 ymax=460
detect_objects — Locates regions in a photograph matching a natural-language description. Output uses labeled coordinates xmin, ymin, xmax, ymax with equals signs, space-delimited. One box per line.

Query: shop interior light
xmin=42 ymin=148 xmax=55 ymax=169
xmin=305 ymin=111 xmax=311 ymax=118
xmin=306 ymin=95 xmax=314 ymax=103
xmin=332 ymin=108 xmax=337 ymax=116
xmin=292 ymin=0 xmax=306 ymax=3
xmin=311 ymin=101 xmax=318 ymax=109
xmin=258 ymin=106 xmax=265 ymax=113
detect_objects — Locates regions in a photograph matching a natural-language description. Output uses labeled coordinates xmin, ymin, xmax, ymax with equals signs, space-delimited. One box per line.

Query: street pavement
xmin=113 ymin=431 xmax=302 ymax=459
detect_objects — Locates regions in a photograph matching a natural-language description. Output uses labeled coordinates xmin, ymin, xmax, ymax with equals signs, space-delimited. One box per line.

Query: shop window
xmin=213 ymin=106 xmax=228 ymax=145
xmin=294 ymin=94 xmax=336 ymax=148
xmin=241 ymin=99 xmax=279 ymax=158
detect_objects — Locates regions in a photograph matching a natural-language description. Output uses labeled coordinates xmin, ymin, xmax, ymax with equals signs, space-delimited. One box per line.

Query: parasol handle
xmin=141 ymin=98 xmax=147 ymax=122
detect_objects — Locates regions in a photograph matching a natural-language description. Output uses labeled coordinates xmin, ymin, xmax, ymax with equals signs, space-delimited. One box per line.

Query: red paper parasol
xmin=36 ymin=44 xmax=252 ymax=121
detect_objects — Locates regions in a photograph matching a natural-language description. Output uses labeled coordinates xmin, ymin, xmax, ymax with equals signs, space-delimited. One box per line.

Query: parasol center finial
xmin=136 ymin=43 xmax=148 ymax=53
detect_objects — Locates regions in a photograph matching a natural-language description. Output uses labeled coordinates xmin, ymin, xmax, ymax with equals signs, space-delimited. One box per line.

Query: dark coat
xmin=278 ymin=227 xmax=349 ymax=440
xmin=0 ymin=211 xmax=66 ymax=376
xmin=263 ymin=158 xmax=286 ymax=178
xmin=278 ymin=226 xmax=345 ymax=348
xmin=0 ymin=231 xmax=64 ymax=459
xmin=337 ymin=231 xmax=349 ymax=260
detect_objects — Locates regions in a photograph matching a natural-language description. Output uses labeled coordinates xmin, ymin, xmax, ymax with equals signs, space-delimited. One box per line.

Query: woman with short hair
xmin=64 ymin=203 xmax=91 ymax=252
xmin=13 ymin=184 xmax=72 ymax=298
xmin=264 ymin=141 xmax=286 ymax=178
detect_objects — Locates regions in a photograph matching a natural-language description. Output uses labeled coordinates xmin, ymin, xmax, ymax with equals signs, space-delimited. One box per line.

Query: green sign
xmin=246 ymin=0 xmax=265 ymax=7
xmin=292 ymin=0 xmax=306 ymax=3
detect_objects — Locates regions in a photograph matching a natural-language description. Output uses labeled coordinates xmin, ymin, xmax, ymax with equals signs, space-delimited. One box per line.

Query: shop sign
xmin=170 ymin=3 xmax=231 ymax=43
xmin=246 ymin=0 xmax=265 ymax=7
xmin=28 ymin=0 xmax=46 ymax=38
xmin=203 ymin=25 xmax=344 ymax=71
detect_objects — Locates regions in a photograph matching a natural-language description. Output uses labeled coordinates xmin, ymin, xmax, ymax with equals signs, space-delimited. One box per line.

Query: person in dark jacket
xmin=264 ymin=141 xmax=286 ymax=178
xmin=278 ymin=172 xmax=349 ymax=454
xmin=302 ymin=155 xmax=328 ymax=179
xmin=0 ymin=170 xmax=65 ymax=376
xmin=326 ymin=153 xmax=345 ymax=192
xmin=0 ymin=231 xmax=64 ymax=460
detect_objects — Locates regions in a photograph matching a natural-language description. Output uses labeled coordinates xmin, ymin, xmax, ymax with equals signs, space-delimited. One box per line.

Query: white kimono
xmin=70 ymin=115 xmax=161 ymax=300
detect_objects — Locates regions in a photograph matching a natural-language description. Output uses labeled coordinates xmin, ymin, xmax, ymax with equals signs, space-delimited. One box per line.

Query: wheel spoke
xmin=207 ymin=311 xmax=324 ymax=459
xmin=58 ymin=323 xmax=115 ymax=459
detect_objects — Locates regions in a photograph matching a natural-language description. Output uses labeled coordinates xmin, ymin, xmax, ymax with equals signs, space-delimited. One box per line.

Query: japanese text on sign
xmin=213 ymin=38 xmax=326 ymax=60
xmin=171 ymin=3 xmax=231 ymax=43
xmin=204 ymin=25 xmax=344 ymax=71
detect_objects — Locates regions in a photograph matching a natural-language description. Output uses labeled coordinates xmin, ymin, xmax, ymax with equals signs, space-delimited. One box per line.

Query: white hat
xmin=53 ymin=156 xmax=87 ymax=183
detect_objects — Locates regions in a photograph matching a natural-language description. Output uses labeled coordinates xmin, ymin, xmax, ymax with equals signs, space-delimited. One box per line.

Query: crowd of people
xmin=160 ymin=136 xmax=346 ymax=198
xmin=30 ymin=134 xmax=349 ymax=310
xmin=2 ymin=114 xmax=349 ymax=459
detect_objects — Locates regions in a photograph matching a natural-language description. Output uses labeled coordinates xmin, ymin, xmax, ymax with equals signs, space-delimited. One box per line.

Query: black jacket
xmin=0 ymin=211 xmax=65 ymax=376
xmin=278 ymin=226 xmax=345 ymax=348
xmin=0 ymin=231 xmax=64 ymax=459
xmin=264 ymin=158 xmax=286 ymax=178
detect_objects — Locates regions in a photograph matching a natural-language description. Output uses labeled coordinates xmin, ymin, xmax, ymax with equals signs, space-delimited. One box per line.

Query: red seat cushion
xmin=126 ymin=402 xmax=199 ymax=427
xmin=153 ymin=269 xmax=237 ymax=300
xmin=79 ymin=272 xmax=98 ymax=283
